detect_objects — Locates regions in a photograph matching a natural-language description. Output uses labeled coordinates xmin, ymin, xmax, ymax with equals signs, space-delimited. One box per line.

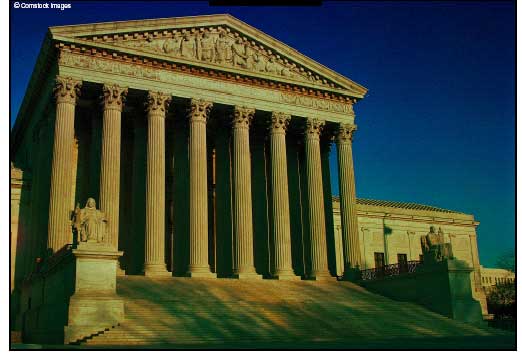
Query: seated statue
xmin=421 ymin=226 xmax=453 ymax=263
xmin=72 ymin=198 xmax=107 ymax=244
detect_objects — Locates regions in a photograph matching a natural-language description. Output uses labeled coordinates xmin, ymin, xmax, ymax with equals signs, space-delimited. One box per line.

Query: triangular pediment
xmin=49 ymin=14 xmax=367 ymax=98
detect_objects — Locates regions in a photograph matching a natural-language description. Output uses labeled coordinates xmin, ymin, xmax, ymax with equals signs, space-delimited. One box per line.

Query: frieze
xmin=85 ymin=27 xmax=335 ymax=89
xmin=59 ymin=51 xmax=160 ymax=80
xmin=59 ymin=52 xmax=352 ymax=115
xmin=280 ymin=92 xmax=353 ymax=115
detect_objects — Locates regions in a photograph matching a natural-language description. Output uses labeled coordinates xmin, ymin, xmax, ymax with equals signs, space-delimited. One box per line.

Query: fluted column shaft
xmin=337 ymin=123 xmax=362 ymax=276
xmin=144 ymin=91 xmax=171 ymax=277
xmin=99 ymin=84 xmax=127 ymax=251
xmin=187 ymin=99 xmax=216 ymax=278
xmin=305 ymin=118 xmax=330 ymax=279
xmin=270 ymin=112 xmax=298 ymax=279
xmin=47 ymin=76 xmax=82 ymax=253
xmin=232 ymin=107 xmax=261 ymax=279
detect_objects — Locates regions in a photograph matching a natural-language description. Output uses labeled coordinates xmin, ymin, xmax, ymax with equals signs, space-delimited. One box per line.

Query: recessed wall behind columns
xmin=170 ymin=103 xmax=190 ymax=276
xmin=128 ymin=111 xmax=147 ymax=275
xmin=214 ymin=121 xmax=233 ymax=277
xmin=72 ymin=106 xmax=99 ymax=213
xmin=321 ymin=135 xmax=338 ymax=277
xmin=251 ymin=117 xmax=271 ymax=277
xmin=286 ymin=131 xmax=307 ymax=277
xmin=118 ymin=111 xmax=135 ymax=272
xmin=33 ymin=110 xmax=55 ymax=263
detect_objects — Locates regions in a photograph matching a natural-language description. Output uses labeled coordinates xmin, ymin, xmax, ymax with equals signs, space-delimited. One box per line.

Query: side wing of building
xmin=332 ymin=197 xmax=488 ymax=314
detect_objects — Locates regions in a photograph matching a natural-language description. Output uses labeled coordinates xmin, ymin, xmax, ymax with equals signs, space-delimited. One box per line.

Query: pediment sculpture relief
xmin=95 ymin=27 xmax=334 ymax=87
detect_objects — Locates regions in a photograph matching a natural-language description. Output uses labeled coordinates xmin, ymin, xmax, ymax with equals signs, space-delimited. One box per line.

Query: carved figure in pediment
xmin=232 ymin=38 xmax=247 ymax=68
xmin=181 ymin=33 xmax=197 ymax=59
xmin=284 ymin=63 xmax=299 ymax=79
xmin=163 ymin=36 xmax=181 ymax=56
xmin=72 ymin=198 xmax=107 ymax=244
xmin=265 ymin=57 xmax=277 ymax=74
xmin=199 ymin=31 xmax=215 ymax=62
xmin=215 ymin=30 xmax=232 ymax=64
xmin=244 ymin=45 xmax=256 ymax=70
xmin=253 ymin=53 xmax=266 ymax=72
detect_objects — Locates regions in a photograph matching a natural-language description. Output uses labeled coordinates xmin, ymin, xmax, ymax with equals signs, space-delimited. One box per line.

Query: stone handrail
xmin=360 ymin=260 xmax=422 ymax=281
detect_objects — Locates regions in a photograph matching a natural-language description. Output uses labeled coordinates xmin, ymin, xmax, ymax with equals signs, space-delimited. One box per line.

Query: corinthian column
xmin=99 ymin=84 xmax=127 ymax=252
xmin=187 ymin=99 xmax=216 ymax=278
xmin=336 ymin=123 xmax=362 ymax=280
xmin=304 ymin=118 xmax=330 ymax=280
xmin=47 ymin=76 xmax=82 ymax=253
xmin=269 ymin=112 xmax=298 ymax=280
xmin=232 ymin=106 xmax=261 ymax=279
xmin=143 ymin=91 xmax=171 ymax=277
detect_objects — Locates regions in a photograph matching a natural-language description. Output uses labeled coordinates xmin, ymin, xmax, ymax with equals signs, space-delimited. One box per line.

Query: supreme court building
xmin=10 ymin=14 xmax=488 ymax=323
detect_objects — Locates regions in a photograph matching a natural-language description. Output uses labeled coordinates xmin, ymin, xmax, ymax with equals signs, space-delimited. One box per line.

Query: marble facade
xmin=11 ymin=14 xmax=489 ymax=330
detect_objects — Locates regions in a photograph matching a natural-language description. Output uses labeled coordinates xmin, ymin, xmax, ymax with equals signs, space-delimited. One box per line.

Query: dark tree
xmin=487 ymin=282 xmax=516 ymax=319
xmin=495 ymin=249 xmax=515 ymax=272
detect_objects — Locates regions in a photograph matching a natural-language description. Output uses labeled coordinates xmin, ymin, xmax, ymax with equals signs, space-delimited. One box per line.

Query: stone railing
xmin=360 ymin=260 xmax=422 ymax=281
xmin=24 ymin=244 xmax=74 ymax=283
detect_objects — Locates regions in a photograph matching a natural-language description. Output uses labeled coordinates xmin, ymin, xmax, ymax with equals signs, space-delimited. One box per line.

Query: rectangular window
xmin=398 ymin=253 xmax=408 ymax=273
xmin=374 ymin=252 xmax=385 ymax=278
xmin=374 ymin=252 xmax=385 ymax=269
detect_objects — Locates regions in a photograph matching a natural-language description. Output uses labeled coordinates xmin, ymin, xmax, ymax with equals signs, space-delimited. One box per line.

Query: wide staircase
xmin=74 ymin=276 xmax=513 ymax=348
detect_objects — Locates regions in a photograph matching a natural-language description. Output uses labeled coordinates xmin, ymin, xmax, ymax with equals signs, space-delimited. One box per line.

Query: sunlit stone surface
xmin=9 ymin=14 xmax=497 ymax=348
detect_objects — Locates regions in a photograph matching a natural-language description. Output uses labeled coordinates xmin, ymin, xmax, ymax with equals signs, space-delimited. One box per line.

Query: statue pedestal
xmin=63 ymin=243 xmax=124 ymax=344
xmin=416 ymin=258 xmax=484 ymax=323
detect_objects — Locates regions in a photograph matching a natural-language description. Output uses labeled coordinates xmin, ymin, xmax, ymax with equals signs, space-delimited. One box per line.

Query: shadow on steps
xmin=76 ymin=276 xmax=514 ymax=349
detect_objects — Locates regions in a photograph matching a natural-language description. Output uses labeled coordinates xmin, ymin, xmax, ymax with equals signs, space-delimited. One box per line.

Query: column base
xmin=116 ymin=259 xmax=126 ymax=276
xmin=272 ymin=274 xmax=302 ymax=281
xmin=305 ymin=271 xmax=333 ymax=281
xmin=231 ymin=272 xmax=263 ymax=280
xmin=186 ymin=271 xmax=217 ymax=279
xmin=186 ymin=265 xmax=216 ymax=279
xmin=143 ymin=264 xmax=171 ymax=278
xmin=272 ymin=270 xmax=301 ymax=281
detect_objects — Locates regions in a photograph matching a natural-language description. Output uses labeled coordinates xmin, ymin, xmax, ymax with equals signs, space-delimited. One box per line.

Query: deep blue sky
xmin=10 ymin=1 xmax=515 ymax=267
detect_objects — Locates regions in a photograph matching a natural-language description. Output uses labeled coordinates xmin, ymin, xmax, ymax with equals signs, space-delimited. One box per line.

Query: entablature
xmin=49 ymin=14 xmax=367 ymax=100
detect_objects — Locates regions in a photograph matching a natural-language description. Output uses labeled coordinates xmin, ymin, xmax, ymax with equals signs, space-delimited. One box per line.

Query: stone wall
xmin=359 ymin=259 xmax=484 ymax=324
xmin=332 ymin=199 xmax=488 ymax=314
xmin=17 ymin=251 xmax=76 ymax=344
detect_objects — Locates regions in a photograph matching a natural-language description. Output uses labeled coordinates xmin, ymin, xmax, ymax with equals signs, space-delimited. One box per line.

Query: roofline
xmin=48 ymin=14 xmax=368 ymax=97
xmin=332 ymin=196 xmax=476 ymax=221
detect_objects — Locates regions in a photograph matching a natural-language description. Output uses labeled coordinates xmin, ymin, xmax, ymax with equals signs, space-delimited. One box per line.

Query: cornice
xmin=49 ymin=14 xmax=368 ymax=98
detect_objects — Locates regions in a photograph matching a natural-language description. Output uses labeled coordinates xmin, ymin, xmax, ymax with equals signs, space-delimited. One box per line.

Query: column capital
xmin=189 ymin=98 xmax=213 ymax=123
xmin=321 ymin=128 xmax=335 ymax=153
xmin=305 ymin=118 xmax=325 ymax=140
xmin=270 ymin=112 xmax=290 ymax=135
xmin=145 ymin=91 xmax=171 ymax=116
xmin=336 ymin=123 xmax=357 ymax=144
xmin=102 ymin=83 xmax=128 ymax=111
xmin=54 ymin=76 xmax=82 ymax=105
xmin=232 ymin=106 xmax=255 ymax=129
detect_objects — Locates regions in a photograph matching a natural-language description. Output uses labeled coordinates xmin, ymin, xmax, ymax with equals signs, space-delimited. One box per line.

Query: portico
xmin=12 ymin=14 xmax=368 ymax=282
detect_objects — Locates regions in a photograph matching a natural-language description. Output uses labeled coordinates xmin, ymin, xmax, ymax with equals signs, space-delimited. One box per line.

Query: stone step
xmin=76 ymin=276 xmax=505 ymax=346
